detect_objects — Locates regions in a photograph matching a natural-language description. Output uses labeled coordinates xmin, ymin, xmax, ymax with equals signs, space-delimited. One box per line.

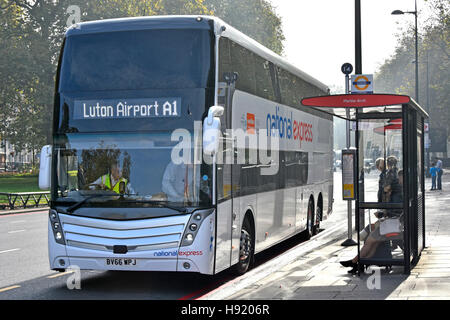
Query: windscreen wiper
xmin=62 ymin=194 xmax=119 ymax=214
xmin=151 ymin=202 xmax=188 ymax=214
xmin=126 ymin=200 xmax=188 ymax=214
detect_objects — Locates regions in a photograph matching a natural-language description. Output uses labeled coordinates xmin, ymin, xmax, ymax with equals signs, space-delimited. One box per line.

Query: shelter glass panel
xmin=358 ymin=119 xmax=404 ymax=204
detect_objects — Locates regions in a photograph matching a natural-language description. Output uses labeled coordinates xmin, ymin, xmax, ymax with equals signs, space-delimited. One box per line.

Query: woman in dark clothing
xmin=360 ymin=158 xmax=386 ymax=241
xmin=376 ymin=158 xmax=386 ymax=203
xmin=382 ymin=156 xmax=400 ymax=204
xmin=340 ymin=156 xmax=403 ymax=273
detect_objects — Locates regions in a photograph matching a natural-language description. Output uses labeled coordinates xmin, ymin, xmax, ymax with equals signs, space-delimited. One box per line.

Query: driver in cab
xmin=89 ymin=161 xmax=135 ymax=195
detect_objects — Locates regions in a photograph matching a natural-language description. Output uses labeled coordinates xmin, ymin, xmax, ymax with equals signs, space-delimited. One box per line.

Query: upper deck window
xmin=60 ymin=29 xmax=212 ymax=92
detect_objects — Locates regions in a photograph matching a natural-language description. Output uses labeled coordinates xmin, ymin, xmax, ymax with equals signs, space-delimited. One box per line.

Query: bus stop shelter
xmin=302 ymin=94 xmax=428 ymax=275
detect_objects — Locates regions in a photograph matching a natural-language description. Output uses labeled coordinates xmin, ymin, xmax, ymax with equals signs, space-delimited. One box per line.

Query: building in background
xmin=0 ymin=137 xmax=36 ymax=173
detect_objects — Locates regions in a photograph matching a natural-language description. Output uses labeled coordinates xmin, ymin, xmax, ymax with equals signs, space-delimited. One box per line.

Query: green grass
xmin=0 ymin=174 xmax=41 ymax=193
xmin=0 ymin=174 xmax=46 ymax=207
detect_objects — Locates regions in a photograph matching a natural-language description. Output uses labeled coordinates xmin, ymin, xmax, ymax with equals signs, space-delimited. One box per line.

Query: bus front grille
xmin=58 ymin=213 xmax=189 ymax=252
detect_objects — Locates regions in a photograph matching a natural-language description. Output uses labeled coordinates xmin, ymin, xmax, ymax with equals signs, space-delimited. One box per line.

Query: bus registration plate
xmin=105 ymin=258 xmax=137 ymax=266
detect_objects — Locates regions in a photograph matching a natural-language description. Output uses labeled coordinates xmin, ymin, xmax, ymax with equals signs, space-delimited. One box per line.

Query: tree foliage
xmin=0 ymin=0 xmax=284 ymax=154
xmin=205 ymin=0 xmax=284 ymax=55
xmin=375 ymin=0 xmax=449 ymax=146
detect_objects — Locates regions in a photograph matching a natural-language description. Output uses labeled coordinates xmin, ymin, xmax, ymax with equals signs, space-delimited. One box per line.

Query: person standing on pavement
xmin=436 ymin=158 xmax=443 ymax=190
xmin=430 ymin=162 xmax=437 ymax=191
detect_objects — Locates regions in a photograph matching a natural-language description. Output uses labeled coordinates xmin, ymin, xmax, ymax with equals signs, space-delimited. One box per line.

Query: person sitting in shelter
xmin=360 ymin=157 xmax=386 ymax=241
xmin=380 ymin=156 xmax=400 ymax=201
xmin=340 ymin=165 xmax=404 ymax=274
xmin=376 ymin=157 xmax=386 ymax=202
xmin=359 ymin=157 xmax=401 ymax=240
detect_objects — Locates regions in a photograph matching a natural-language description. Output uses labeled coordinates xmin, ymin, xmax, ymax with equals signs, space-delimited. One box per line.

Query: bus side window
xmin=270 ymin=64 xmax=282 ymax=103
xmin=229 ymin=41 xmax=256 ymax=96
xmin=254 ymin=55 xmax=276 ymax=102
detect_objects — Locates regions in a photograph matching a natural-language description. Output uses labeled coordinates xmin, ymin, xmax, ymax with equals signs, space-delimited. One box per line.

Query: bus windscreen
xmin=59 ymin=29 xmax=212 ymax=92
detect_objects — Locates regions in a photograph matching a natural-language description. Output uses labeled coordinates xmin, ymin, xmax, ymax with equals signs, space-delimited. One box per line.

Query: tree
xmin=374 ymin=0 xmax=449 ymax=153
xmin=205 ymin=0 xmax=284 ymax=55
xmin=0 ymin=0 xmax=44 ymax=154
xmin=0 ymin=0 xmax=285 ymax=156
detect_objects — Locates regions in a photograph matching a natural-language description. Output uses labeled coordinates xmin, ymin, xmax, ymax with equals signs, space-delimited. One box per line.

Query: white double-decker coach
xmin=39 ymin=16 xmax=333 ymax=275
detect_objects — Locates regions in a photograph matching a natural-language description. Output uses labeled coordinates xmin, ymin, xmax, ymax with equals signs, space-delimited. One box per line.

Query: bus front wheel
xmin=313 ymin=200 xmax=322 ymax=235
xmin=302 ymin=199 xmax=314 ymax=241
xmin=233 ymin=218 xmax=254 ymax=275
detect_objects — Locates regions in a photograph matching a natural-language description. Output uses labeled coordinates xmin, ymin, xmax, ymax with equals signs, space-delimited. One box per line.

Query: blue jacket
xmin=430 ymin=167 xmax=438 ymax=177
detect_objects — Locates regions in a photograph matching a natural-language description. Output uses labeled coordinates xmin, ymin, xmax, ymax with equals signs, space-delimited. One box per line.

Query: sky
xmin=269 ymin=0 xmax=432 ymax=92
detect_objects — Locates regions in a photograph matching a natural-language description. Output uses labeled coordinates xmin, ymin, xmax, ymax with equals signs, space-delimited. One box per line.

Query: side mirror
xmin=203 ymin=106 xmax=224 ymax=156
xmin=39 ymin=145 xmax=52 ymax=190
xmin=206 ymin=105 xmax=224 ymax=126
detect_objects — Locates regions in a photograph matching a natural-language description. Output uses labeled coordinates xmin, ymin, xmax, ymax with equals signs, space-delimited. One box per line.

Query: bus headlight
xmin=180 ymin=209 xmax=214 ymax=247
xmin=49 ymin=210 xmax=66 ymax=245
xmin=185 ymin=234 xmax=194 ymax=244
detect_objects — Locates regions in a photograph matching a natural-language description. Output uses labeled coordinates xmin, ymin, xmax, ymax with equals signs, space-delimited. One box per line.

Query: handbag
xmin=379 ymin=217 xmax=402 ymax=235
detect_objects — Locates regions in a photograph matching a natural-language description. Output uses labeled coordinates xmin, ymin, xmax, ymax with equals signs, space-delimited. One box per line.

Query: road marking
xmin=0 ymin=285 xmax=21 ymax=293
xmin=10 ymin=220 xmax=27 ymax=224
xmin=8 ymin=230 xmax=26 ymax=234
xmin=47 ymin=271 xmax=74 ymax=279
xmin=0 ymin=248 xmax=20 ymax=254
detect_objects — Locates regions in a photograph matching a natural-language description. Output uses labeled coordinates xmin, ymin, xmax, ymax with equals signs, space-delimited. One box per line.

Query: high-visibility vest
xmin=101 ymin=174 xmax=128 ymax=194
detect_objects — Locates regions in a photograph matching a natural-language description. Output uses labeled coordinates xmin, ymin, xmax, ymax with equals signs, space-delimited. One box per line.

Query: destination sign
xmin=73 ymin=98 xmax=181 ymax=120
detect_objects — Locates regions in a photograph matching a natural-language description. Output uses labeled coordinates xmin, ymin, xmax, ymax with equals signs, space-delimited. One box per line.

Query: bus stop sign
xmin=341 ymin=63 xmax=353 ymax=75
xmin=351 ymin=74 xmax=373 ymax=94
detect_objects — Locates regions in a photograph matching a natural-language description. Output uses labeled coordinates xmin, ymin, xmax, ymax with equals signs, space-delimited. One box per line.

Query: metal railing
xmin=0 ymin=192 xmax=50 ymax=210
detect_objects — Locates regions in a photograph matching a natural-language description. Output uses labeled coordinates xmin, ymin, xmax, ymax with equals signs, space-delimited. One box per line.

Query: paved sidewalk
xmin=227 ymin=178 xmax=450 ymax=300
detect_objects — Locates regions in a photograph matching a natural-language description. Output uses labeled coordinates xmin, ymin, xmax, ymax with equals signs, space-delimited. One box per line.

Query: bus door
xmin=215 ymin=74 xmax=241 ymax=271
xmin=226 ymin=74 xmax=242 ymax=266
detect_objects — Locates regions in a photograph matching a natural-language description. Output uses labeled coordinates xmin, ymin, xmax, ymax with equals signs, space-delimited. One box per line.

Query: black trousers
xmin=437 ymin=170 xmax=443 ymax=190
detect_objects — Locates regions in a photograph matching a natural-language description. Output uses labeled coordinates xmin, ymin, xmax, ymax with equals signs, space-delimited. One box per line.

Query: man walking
xmin=436 ymin=158 xmax=443 ymax=190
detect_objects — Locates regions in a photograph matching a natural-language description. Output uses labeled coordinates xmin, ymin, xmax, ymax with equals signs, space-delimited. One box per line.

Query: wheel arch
xmin=308 ymin=194 xmax=315 ymax=211
xmin=317 ymin=193 xmax=323 ymax=221
xmin=243 ymin=209 xmax=255 ymax=239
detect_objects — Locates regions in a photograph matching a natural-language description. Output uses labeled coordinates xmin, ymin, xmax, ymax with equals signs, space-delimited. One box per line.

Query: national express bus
xmin=39 ymin=16 xmax=333 ymax=275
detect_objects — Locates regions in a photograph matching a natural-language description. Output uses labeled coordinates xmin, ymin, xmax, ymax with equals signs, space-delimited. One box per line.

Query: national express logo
xmin=153 ymin=250 xmax=203 ymax=257
xmin=266 ymin=106 xmax=313 ymax=147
